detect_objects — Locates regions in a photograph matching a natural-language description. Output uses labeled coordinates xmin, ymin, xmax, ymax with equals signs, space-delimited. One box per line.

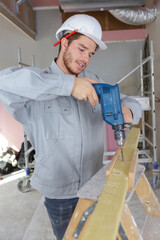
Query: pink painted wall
xmin=0 ymin=104 xmax=24 ymax=150
xmin=102 ymin=29 xmax=146 ymax=42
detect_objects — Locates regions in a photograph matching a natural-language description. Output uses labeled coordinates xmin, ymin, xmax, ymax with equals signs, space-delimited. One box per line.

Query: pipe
xmin=109 ymin=6 xmax=157 ymax=25
xmin=16 ymin=0 xmax=26 ymax=13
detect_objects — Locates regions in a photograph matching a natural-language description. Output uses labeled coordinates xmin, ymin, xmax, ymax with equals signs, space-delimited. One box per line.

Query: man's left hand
xmin=122 ymin=106 xmax=133 ymax=123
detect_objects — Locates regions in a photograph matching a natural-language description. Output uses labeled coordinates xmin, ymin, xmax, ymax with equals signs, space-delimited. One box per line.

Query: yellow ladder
xmin=63 ymin=128 xmax=160 ymax=240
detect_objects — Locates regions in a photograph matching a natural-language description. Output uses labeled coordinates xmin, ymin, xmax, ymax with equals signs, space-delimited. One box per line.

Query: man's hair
xmin=58 ymin=32 xmax=98 ymax=55
xmin=58 ymin=32 xmax=83 ymax=54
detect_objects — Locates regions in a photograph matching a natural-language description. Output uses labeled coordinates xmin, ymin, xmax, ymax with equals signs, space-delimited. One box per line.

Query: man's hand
xmin=122 ymin=106 xmax=133 ymax=123
xmin=72 ymin=77 xmax=99 ymax=106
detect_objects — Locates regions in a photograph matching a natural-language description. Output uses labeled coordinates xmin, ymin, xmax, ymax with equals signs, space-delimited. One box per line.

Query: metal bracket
xmin=73 ymin=202 xmax=97 ymax=239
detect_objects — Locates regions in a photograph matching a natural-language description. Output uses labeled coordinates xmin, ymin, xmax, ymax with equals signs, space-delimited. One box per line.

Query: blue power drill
xmin=93 ymin=83 xmax=125 ymax=162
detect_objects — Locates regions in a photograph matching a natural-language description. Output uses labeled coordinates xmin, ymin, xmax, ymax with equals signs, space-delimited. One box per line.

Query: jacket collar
xmin=50 ymin=58 xmax=65 ymax=75
xmin=50 ymin=58 xmax=86 ymax=77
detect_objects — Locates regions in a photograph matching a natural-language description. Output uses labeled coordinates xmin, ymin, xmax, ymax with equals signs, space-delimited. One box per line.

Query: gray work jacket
xmin=0 ymin=60 xmax=141 ymax=198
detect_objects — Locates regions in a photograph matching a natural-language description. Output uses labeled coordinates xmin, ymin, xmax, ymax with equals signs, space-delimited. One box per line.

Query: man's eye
xmin=80 ymin=48 xmax=84 ymax=51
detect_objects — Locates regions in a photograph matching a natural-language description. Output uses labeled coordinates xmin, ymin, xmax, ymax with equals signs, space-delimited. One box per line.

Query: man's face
xmin=62 ymin=35 xmax=97 ymax=75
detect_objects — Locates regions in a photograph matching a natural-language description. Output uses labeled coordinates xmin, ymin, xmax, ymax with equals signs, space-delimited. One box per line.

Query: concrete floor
xmin=0 ymin=170 xmax=55 ymax=240
xmin=0 ymin=164 xmax=159 ymax=240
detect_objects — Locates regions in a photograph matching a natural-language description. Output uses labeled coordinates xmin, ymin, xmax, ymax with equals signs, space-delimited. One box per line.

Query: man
xmin=0 ymin=14 xmax=141 ymax=240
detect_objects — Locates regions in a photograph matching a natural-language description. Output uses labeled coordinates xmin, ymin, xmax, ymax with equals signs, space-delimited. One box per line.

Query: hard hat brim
xmin=56 ymin=27 xmax=107 ymax=50
xmin=82 ymin=32 xmax=107 ymax=50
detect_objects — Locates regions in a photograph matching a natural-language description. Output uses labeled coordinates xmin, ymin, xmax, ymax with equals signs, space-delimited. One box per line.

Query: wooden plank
xmin=128 ymin=148 xmax=138 ymax=191
xmin=106 ymin=147 xmax=121 ymax=181
xmin=135 ymin=173 xmax=160 ymax=216
xmin=107 ymin=146 xmax=138 ymax=191
xmin=81 ymin=170 xmax=129 ymax=240
xmin=80 ymin=128 xmax=140 ymax=240
xmin=121 ymin=204 xmax=143 ymax=240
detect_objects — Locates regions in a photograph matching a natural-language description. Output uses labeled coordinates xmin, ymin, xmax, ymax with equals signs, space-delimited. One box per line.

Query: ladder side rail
xmin=150 ymin=41 xmax=157 ymax=164
xmin=140 ymin=50 xmax=146 ymax=150
xmin=17 ymin=47 xmax=35 ymax=175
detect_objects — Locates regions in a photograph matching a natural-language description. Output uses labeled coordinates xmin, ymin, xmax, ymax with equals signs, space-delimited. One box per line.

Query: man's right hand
xmin=71 ymin=77 xmax=99 ymax=107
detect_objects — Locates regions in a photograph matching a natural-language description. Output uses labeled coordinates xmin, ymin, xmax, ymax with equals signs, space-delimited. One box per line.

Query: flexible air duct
xmin=109 ymin=6 xmax=157 ymax=25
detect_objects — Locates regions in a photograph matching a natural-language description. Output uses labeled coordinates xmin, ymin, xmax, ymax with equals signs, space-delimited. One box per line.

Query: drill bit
xmin=120 ymin=145 xmax=124 ymax=162
xmin=114 ymin=130 xmax=125 ymax=162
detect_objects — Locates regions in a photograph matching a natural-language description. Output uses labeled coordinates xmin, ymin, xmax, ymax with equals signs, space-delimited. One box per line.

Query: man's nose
xmin=83 ymin=51 xmax=90 ymax=64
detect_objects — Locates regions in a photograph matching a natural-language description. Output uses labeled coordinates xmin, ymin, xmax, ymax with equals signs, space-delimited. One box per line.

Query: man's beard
xmin=63 ymin=50 xmax=81 ymax=75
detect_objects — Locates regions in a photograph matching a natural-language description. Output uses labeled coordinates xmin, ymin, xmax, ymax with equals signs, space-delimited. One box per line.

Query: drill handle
xmin=93 ymin=83 xmax=124 ymax=127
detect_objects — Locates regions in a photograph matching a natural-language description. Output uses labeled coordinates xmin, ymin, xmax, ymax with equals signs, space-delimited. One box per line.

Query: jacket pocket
xmin=38 ymin=138 xmax=77 ymax=188
xmin=44 ymin=98 xmax=76 ymax=140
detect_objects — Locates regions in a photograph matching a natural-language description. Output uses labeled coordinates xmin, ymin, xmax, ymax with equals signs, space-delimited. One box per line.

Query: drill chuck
xmin=114 ymin=129 xmax=125 ymax=146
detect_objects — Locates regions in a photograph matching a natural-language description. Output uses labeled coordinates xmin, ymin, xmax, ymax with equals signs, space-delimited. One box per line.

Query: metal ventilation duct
xmin=59 ymin=0 xmax=147 ymax=12
xmin=109 ymin=7 xmax=157 ymax=25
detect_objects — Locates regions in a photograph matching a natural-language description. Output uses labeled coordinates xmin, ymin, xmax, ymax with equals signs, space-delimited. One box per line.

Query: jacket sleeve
xmin=0 ymin=66 xmax=75 ymax=115
xmin=120 ymin=93 xmax=142 ymax=125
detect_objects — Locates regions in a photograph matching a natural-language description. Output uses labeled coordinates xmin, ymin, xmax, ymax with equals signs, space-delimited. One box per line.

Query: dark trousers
xmin=44 ymin=197 xmax=79 ymax=240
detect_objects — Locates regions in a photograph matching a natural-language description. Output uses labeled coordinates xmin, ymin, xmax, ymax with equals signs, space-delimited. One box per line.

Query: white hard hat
xmin=56 ymin=14 xmax=107 ymax=50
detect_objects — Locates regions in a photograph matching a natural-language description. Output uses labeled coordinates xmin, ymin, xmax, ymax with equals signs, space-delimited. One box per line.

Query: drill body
xmin=93 ymin=83 xmax=125 ymax=147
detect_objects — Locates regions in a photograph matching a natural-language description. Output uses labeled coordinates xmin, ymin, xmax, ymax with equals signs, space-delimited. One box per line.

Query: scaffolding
xmin=17 ymin=47 xmax=35 ymax=192
xmin=104 ymin=40 xmax=159 ymax=187
xmin=139 ymin=40 xmax=157 ymax=164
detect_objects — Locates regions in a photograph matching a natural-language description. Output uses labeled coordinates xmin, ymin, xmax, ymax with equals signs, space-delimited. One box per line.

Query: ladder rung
xmin=141 ymin=74 xmax=151 ymax=78
xmin=138 ymin=149 xmax=150 ymax=155
xmin=138 ymin=158 xmax=152 ymax=163
xmin=144 ymin=137 xmax=154 ymax=147
xmin=141 ymin=91 xmax=152 ymax=94
xmin=18 ymin=62 xmax=30 ymax=67
xmin=144 ymin=122 xmax=153 ymax=130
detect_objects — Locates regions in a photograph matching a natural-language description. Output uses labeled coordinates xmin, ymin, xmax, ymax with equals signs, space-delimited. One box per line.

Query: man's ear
xmin=61 ymin=38 xmax=68 ymax=51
